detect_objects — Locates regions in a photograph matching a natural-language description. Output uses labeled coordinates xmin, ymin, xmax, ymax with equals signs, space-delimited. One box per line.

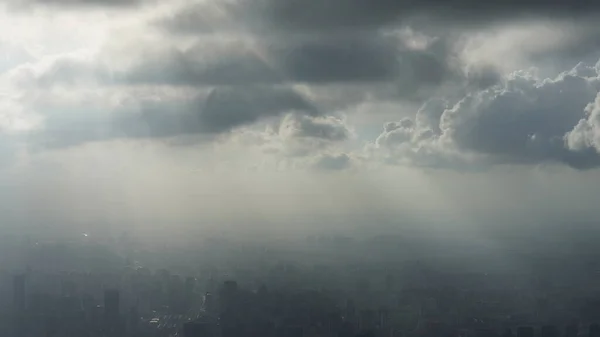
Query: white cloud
xmin=0 ymin=0 xmax=599 ymax=176
xmin=370 ymin=61 xmax=600 ymax=169
xmin=566 ymin=92 xmax=600 ymax=152
xmin=311 ymin=153 xmax=354 ymax=171
xmin=3 ymin=0 xmax=600 ymax=242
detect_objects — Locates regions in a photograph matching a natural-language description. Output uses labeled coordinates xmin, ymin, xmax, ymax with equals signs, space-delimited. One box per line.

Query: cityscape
xmin=3 ymin=0 xmax=600 ymax=337
xmin=3 ymin=233 xmax=600 ymax=337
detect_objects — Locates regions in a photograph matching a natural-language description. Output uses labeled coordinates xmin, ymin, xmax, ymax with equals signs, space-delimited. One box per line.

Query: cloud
xmin=6 ymin=0 xmax=147 ymax=9
xmin=6 ymin=52 xmax=111 ymax=89
xmin=152 ymin=2 xmax=507 ymax=98
xmin=209 ymin=113 xmax=353 ymax=170
xmin=261 ymin=0 xmax=600 ymax=32
xmin=121 ymin=41 xmax=283 ymax=86
xmin=0 ymin=42 xmax=35 ymax=74
xmin=269 ymin=34 xmax=400 ymax=84
xmin=279 ymin=114 xmax=350 ymax=142
xmin=158 ymin=0 xmax=600 ymax=37
xmin=12 ymin=33 xmax=473 ymax=105
xmin=119 ymin=35 xmax=403 ymax=86
xmin=372 ymin=61 xmax=600 ymax=169
xmin=208 ymin=113 xmax=352 ymax=168
xmin=154 ymin=2 xmax=599 ymax=95
xmin=444 ymin=66 xmax=600 ymax=167
xmin=276 ymin=114 xmax=351 ymax=157
xmin=115 ymin=35 xmax=439 ymax=87
xmin=199 ymin=86 xmax=320 ymax=133
xmin=0 ymin=136 xmax=21 ymax=168
xmin=156 ymin=1 xmax=263 ymax=36
xmin=16 ymin=32 xmax=487 ymax=105
xmin=2 ymin=0 xmax=599 ymax=174
xmin=311 ymin=153 xmax=353 ymax=171
xmin=23 ymin=85 xmax=320 ymax=148
xmin=566 ymin=92 xmax=600 ymax=154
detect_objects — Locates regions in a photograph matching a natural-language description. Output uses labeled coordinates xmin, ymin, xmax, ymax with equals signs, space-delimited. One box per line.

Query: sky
xmin=1 ymin=0 xmax=600 ymax=241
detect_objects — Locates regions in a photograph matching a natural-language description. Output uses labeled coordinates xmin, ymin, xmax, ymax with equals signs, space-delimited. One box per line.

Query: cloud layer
xmin=1 ymin=0 xmax=600 ymax=173
xmin=160 ymin=0 xmax=600 ymax=35
xmin=372 ymin=63 xmax=600 ymax=169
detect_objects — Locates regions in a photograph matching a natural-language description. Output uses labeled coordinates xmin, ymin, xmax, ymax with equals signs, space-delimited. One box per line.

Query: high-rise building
xmin=104 ymin=289 xmax=124 ymax=336
xmin=104 ymin=289 xmax=120 ymax=318
xmin=13 ymin=275 xmax=27 ymax=337
xmin=219 ymin=280 xmax=238 ymax=312
xmin=222 ymin=280 xmax=238 ymax=293
xmin=385 ymin=273 xmax=394 ymax=292
xmin=564 ymin=324 xmax=578 ymax=337
xmin=378 ymin=306 xmax=390 ymax=329
xmin=206 ymin=277 xmax=216 ymax=293
xmin=359 ymin=309 xmax=376 ymax=331
xmin=283 ymin=325 xmax=303 ymax=337
xmin=590 ymin=324 xmax=600 ymax=337
xmin=13 ymin=274 xmax=26 ymax=313
xmin=204 ymin=292 xmax=215 ymax=314
xmin=540 ymin=325 xmax=559 ymax=337
xmin=185 ymin=277 xmax=196 ymax=293
xmin=501 ymin=328 xmax=514 ymax=337
xmin=517 ymin=326 xmax=534 ymax=337
xmin=127 ymin=306 xmax=140 ymax=335
xmin=184 ymin=321 xmax=215 ymax=337
xmin=345 ymin=299 xmax=356 ymax=320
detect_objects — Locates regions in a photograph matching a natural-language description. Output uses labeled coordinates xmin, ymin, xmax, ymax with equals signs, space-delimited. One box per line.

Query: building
xmin=204 ymin=292 xmax=215 ymax=314
xmin=104 ymin=289 xmax=120 ymax=318
xmin=184 ymin=319 xmax=217 ymax=337
xmin=219 ymin=280 xmax=238 ymax=313
xmin=540 ymin=325 xmax=559 ymax=337
xmin=13 ymin=274 xmax=26 ymax=312
xmin=13 ymin=275 xmax=27 ymax=337
xmin=517 ymin=326 xmax=534 ymax=337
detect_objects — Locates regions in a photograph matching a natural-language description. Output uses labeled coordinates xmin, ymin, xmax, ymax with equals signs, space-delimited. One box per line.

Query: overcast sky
xmin=1 ymin=0 xmax=600 ymax=240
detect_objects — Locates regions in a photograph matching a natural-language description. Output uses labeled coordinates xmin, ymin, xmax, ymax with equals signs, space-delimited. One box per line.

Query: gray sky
xmin=1 ymin=0 xmax=600 ymax=239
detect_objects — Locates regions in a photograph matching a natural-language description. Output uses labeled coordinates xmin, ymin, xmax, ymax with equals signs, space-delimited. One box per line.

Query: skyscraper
xmin=219 ymin=280 xmax=238 ymax=313
xmin=13 ymin=274 xmax=26 ymax=313
xmin=540 ymin=325 xmax=559 ymax=337
xmin=104 ymin=289 xmax=120 ymax=319
xmin=565 ymin=324 xmax=578 ymax=337
xmin=517 ymin=326 xmax=534 ymax=337
xmin=104 ymin=289 xmax=123 ymax=336
xmin=204 ymin=292 xmax=215 ymax=314
xmin=590 ymin=324 xmax=600 ymax=337
xmin=184 ymin=320 xmax=215 ymax=337
xmin=13 ymin=275 xmax=27 ymax=337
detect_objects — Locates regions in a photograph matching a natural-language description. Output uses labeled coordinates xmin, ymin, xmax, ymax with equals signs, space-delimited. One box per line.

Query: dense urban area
xmin=2 ymin=231 xmax=600 ymax=337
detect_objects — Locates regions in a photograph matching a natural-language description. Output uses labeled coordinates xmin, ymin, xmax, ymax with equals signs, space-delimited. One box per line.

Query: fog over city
xmin=2 ymin=0 xmax=600 ymax=336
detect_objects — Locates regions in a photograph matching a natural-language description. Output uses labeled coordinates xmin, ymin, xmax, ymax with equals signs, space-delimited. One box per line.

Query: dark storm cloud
xmin=280 ymin=115 xmax=350 ymax=142
xmin=528 ymin=26 xmax=600 ymax=72
xmin=122 ymin=44 xmax=283 ymax=86
xmin=274 ymin=114 xmax=352 ymax=158
xmin=270 ymin=34 xmax=400 ymax=84
xmin=152 ymin=3 xmax=499 ymax=99
xmin=311 ymin=153 xmax=353 ymax=171
xmin=160 ymin=0 xmax=600 ymax=36
xmin=374 ymin=62 xmax=600 ymax=169
xmin=264 ymin=0 xmax=600 ymax=32
xmin=28 ymin=34 xmax=463 ymax=98
xmin=444 ymin=68 xmax=600 ymax=167
xmin=33 ymin=86 xmax=319 ymax=148
xmin=6 ymin=0 xmax=146 ymax=9
xmin=122 ymin=35 xmax=402 ymax=86
xmin=198 ymin=86 xmax=320 ymax=133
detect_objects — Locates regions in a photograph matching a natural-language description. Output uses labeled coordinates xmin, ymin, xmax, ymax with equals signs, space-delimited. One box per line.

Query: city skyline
xmin=2 ymin=1 xmax=600 ymax=336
